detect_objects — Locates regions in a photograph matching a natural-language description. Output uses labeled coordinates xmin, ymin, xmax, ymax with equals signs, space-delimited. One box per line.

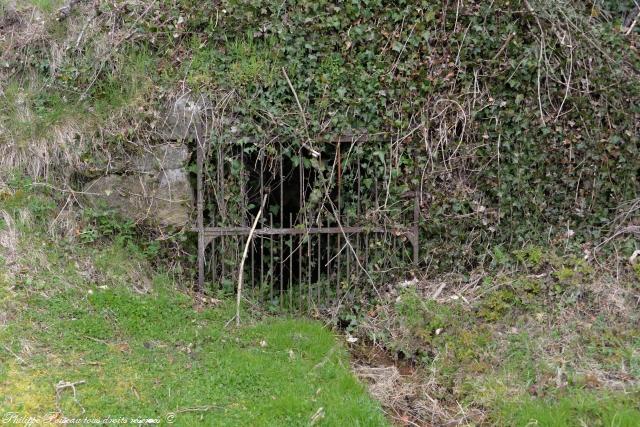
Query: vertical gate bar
xmin=299 ymin=149 xmax=303 ymax=226
xmin=240 ymin=141 xmax=249 ymax=298
xmin=260 ymin=150 xmax=265 ymax=302
xmin=250 ymin=233 xmax=255 ymax=301
xmin=279 ymin=144 xmax=284 ymax=309
xmin=211 ymin=239 xmax=216 ymax=285
xmin=413 ymin=192 xmax=420 ymax=266
xmin=298 ymin=149 xmax=303 ymax=312
xmin=355 ymin=150 xmax=361 ymax=286
xmin=209 ymin=242 xmax=214 ymax=283
xmin=238 ymin=235 xmax=243 ymax=290
xmin=307 ymin=231 xmax=312 ymax=312
xmin=289 ymin=212 xmax=293 ymax=311
xmin=346 ymin=233 xmax=351 ymax=294
xmin=217 ymin=143 xmax=223 ymax=219
xmin=240 ymin=140 xmax=245 ymax=225
xmin=326 ymin=231 xmax=331 ymax=302
xmin=364 ymin=233 xmax=369 ymax=279
xmin=337 ymin=146 xmax=342 ymax=302
xmin=238 ymin=235 xmax=243 ymax=292
xmin=337 ymin=142 xmax=341 ymax=215
xmin=209 ymin=142 xmax=220 ymax=288
xmin=219 ymin=143 xmax=226 ymax=283
xmin=221 ymin=235 xmax=226 ymax=282
xmin=317 ymin=217 xmax=321 ymax=304
xmin=336 ymin=233 xmax=341 ymax=303
xmin=233 ymin=235 xmax=237 ymax=287
xmin=262 ymin=236 xmax=267 ymax=302
xmin=347 ymin=176 xmax=353 ymax=299
xmin=270 ymin=213 xmax=274 ymax=303
xmin=336 ymin=145 xmax=340 ymax=303
xmin=298 ymin=235 xmax=303 ymax=313
xmin=356 ymin=233 xmax=361 ymax=282
xmin=211 ymin=213 xmax=217 ymax=287
xmin=196 ymin=128 xmax=204 ymax=292
xmin=258 ymin=235 xmax=263 ymax=303
xmin=357 ymin=146 xmax=362 ymax=217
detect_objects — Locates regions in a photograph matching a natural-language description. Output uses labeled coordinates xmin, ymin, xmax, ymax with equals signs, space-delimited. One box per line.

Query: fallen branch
xmin=624 ymin=4 xmax=639 ymax=35
xmin=1 ymin=344 xmax=26 ymax=365
xmin=55 ymin=380 xmax=86 ymax=414
xmin=235 ymin=195 xmax=268 ymax=326
xmin=594 ymin=225 xmax=640 ymax=252
xmin=492 ymin=31 xmax=516 ymax=60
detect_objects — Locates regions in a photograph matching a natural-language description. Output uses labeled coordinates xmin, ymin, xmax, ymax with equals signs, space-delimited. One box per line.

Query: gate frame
xmin=195 ymin=133 xmax=420 ymax=292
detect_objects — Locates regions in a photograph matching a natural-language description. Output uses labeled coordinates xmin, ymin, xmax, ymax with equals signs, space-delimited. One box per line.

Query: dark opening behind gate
xmin=197 ymin=134 xmax=419 ymax=311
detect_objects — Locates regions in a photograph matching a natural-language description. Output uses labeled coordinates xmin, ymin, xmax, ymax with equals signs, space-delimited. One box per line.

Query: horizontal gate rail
xmin=198 ymin=224 xmax=419 ymax=266
xmin=198 ymin=225 xmax=414 ymax=240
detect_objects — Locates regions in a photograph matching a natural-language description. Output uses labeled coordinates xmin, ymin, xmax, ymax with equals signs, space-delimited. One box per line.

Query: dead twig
xmin=525 ymin=0 xmax=548 ymax=126
xmin=235 ymin=195 xmax=267 ymax=326
xmin=1 ymin=344 xmax=26 ymax=365
xmin=594 ymin=226 xmax=640 ymax=252
xmin=170 ymin=405 xmax=222 ymax=415
xmin=624 ymin=3 xmax=639 ymax=35
xmin=309 ymin=407 xmax=325 ymax=425
xmin=492 ymin=31 xmax=516 ymax=60
xmin=281 ymin=67 xmax=320 ymax=158
xmin=55 ymin=380 xmax=86 ymax=414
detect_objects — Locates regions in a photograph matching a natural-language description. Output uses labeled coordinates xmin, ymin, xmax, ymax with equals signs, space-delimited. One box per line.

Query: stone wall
xmin=83 ymin=143 xmax=194 ymax=227
xmin=82 ymin=95 xmax=206 ymax=228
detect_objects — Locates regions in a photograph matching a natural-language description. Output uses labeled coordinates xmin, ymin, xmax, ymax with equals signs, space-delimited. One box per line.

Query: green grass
xmin=357 ymin=272 xmax=639 ymax=425
xmin=0 ymin=191 xmax=388 ymax=426
xmin=1 ymin=48 xmax=154 ymax=148
xmin=0 ymin=0 xmax=64 ymax=13
xmin=186 ymin=37 xmax=281 ymax=89
xmin=0 ymin=283 xmax=385 ymax=425
xmin=3 ymin=186 xmax=638 ymax=426
xmin=0 ymin=273 xmax=386 ymax=426
xmin=498 ymin=391 xmax=640 ymax=427
xmin=27 ymin=0 xmax=65 ymax=13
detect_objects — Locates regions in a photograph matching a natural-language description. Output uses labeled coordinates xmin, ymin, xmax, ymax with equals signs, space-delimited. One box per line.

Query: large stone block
xmin=81 ymin=143 xmax=191 ymax=178
xmin=130 ymin=144 xmax=191 ymax=173
xmin=83 ymin=147 xmax=194 ymax=227
xmin=158 ymin=95 xmax=206 ymax=141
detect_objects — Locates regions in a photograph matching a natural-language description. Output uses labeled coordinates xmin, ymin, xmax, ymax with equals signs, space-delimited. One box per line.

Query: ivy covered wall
xmin=2 ymin=0 xmax=638 ymax=271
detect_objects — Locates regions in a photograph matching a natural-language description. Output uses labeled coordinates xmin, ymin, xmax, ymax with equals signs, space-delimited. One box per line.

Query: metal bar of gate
xmin=199 ymin=226 xmax=409 ymax=238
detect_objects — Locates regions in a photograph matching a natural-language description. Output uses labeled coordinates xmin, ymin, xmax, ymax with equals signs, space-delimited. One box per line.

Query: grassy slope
xmin=352 ymin=258 xmax=640 ymax=425
xmin=1 ymin=184 xmax=638 ymax=426
xmin=0 ymin=187 xmax=387 ymax=426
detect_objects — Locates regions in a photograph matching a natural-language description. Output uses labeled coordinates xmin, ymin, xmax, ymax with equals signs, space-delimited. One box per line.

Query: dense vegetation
xmin=2 ymin=0 xmax=638 ymax=271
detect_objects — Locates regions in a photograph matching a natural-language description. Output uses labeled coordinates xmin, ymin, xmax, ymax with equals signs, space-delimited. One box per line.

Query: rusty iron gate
xmin=196 ymin=134 xmax=419 ymax=310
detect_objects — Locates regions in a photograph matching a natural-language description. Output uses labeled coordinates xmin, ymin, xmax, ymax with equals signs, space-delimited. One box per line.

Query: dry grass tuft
xmin=0 ymin=0 xmax=158 ymax=182
xmin=0 ymin=209 xmax=20 ymax=278
xmin=0 ymin=121 xmax=84 ymax=182
xmin=354 ymin=363 xmax=486 ymax=426
xmin=0 ymin=2 xmax=49 ymax=73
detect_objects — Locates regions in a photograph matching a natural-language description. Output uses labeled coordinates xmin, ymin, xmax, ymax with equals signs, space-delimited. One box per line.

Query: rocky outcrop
xmin=83 ymin=143 xmax=193 ymax=227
